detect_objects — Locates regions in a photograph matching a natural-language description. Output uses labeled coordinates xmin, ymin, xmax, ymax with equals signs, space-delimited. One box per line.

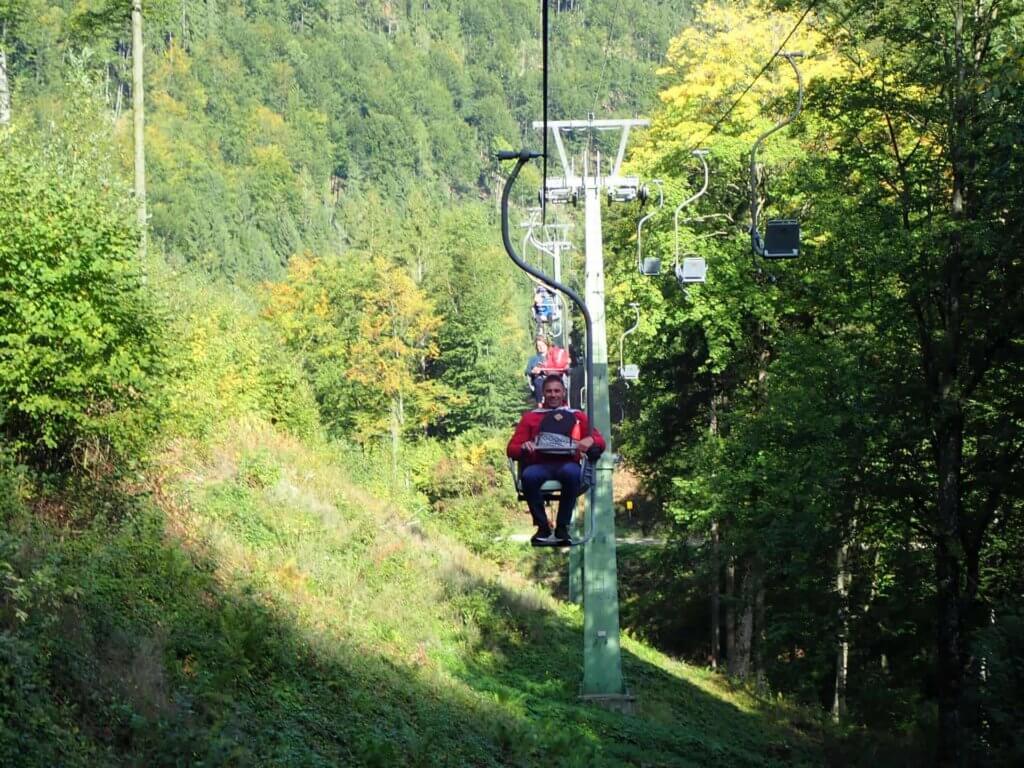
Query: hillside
xmin=1 ymin=419 xmax=826 ymax=767
xmin=3 ymin=1 xmax=1021 ymax=764
xmin=1 ymin=0 xmax=693 ymax=280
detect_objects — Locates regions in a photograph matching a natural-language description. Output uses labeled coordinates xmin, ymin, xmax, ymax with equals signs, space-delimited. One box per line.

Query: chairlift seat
xmin=507 ymin=458 xmax=577 ymax=501
xmin=641 ymin=257 xmax=661 ymax=276
xmin=608 ymin=185 xmax=639 ymax=203
xmin=762 ymin=219 xmax=800 ymax=259
xmin=620 ymin=364 xmax=640 ymax=381
xmin=676 ymin=257 xmax=707 ymax=284
xmin=541 ymin=187 xmax=575 ymax=206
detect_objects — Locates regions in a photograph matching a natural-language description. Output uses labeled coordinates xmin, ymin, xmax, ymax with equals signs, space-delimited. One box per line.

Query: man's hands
xmin=523 ymin=437 xmax=595 ymax=456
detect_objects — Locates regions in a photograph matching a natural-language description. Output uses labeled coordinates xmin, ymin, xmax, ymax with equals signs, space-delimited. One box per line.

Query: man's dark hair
xmin=542 ymin=374 xmax=565 ymax=389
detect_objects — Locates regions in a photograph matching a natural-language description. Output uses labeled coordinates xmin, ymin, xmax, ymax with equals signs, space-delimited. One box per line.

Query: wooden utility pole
xmin=0 ymin=48 xmax=10 ymax=126
xmin=132 ymin=0 xmax=147 ymax=258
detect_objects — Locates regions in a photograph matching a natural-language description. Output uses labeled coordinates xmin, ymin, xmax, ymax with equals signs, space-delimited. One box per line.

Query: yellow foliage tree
xmin=633 ymin=1 xmax=852 ymax=175
xmin=264 ymin=252 xmax=459 ymax=462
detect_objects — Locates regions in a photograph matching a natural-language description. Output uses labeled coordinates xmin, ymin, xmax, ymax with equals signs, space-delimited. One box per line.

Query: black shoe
xmin=530 ymin=527 xmax=556 ymax=547
xmin=553 ymin=527 xmax=574 ymax=546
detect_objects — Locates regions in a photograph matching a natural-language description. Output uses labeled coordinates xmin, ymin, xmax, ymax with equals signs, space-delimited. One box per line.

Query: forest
xmin=0 ymin=1 xmax=1022 ymax=766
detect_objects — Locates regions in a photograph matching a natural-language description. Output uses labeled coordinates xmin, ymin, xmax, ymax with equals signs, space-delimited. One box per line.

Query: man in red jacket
xmin=507 ymin=375 xmax=606 ymax=546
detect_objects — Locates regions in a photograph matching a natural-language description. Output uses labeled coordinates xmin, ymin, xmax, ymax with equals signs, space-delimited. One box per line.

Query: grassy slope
xmin=2 ymin=420 xmax=825 ymax=767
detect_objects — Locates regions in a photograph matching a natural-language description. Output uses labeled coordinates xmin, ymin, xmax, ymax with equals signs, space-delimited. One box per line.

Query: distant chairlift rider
xmin=525 ymin=337 xmax=570 ymax=406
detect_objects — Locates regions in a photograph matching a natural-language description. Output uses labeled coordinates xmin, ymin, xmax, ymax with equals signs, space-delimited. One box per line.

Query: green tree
xmin=806 ymin=1 xmax=1024 ymax=761
xmin=265 ymin=251 xmax=457 ymax=464
xmin=0 ymin=85 xmax=167 ymax=468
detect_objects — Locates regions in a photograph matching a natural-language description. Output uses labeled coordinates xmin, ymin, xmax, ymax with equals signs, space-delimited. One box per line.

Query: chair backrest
xmin=641 ymin=257 xmax=661 ymax=276
xmin=676 ymin=257 xmax=707 ymax=284
xmin=763 ymin=219 xmax=800 ymax=259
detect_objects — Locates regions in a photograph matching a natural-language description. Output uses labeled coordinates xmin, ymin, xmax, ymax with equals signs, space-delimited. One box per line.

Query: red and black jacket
xmin=506 ymin=407 xmax=606 ymax=466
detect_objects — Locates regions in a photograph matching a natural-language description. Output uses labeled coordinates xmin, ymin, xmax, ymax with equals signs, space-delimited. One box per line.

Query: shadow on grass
xmin=2 ymin=492 xmax=569 ymax=767
xmin=439 ymin=560 xmax=826 ymax=768
xmin=5 ymin=483 xmax=835 ymax=768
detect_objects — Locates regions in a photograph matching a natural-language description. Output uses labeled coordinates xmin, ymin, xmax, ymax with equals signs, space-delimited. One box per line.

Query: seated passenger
xmin=526 ymin=338 xmax=570 ymax=406
xmin=532 ymin=285 xmax=559 ymax=324
xmin=506 ymin=375 xmax=606 ymax=546
xmin=542 ymin=344 xmax=570 ymax=376
xmin=525 ymin=337 xmax=550 ymax=406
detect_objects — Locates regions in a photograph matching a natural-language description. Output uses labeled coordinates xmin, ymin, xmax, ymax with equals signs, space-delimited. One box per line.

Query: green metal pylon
xmin=579 ymin=172 xmax=626 ymax=697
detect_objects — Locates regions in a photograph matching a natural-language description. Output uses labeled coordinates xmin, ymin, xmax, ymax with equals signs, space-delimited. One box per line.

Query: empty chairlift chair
xmin=675 ymin=254 xmax=707 ymax=285
xmin=750 ymin=52 xmax=805 ymax=261
xmin=636 ymin=180 xmax=664 ymax=276
xmin=618 ymin=303 xmax=641 ymax=383
xmin=672 ymin=149 xmax=711 ymax=285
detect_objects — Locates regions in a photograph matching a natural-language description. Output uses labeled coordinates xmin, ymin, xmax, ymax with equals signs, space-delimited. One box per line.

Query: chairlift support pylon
xmin=505 ymin=117 xmax=648 ymax=701
xmin=672 ymin=149 xmax=711 ymax=285
xmin=636 ymin=179 xmax=664 ymax=275
xmin=750 ymin=51 xmax=805 ymax=260
xmin=618 ymin=303 xmax=641 ymax=383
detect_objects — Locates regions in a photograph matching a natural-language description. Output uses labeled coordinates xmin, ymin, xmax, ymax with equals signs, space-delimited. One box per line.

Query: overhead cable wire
xmin=542 ymin=0 xmax=550 ymax=223
xmin=686 ymin=0 xmax=820 ymax=153
xmin=588 ymin=19 xmax=614 ymax=161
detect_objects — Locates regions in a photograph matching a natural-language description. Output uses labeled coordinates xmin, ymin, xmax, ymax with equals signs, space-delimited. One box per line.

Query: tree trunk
xmin=732 ymin=561 xmax=753 ymax=680
xmin=935 ymin=418 xmax=965 ymax=767
xmin=132 ymin=0 xmax=147 ymax=259
xmin=709 ymin=395 xmax=721 ymax=669
xmin=754 ymin=562 xmax=766 ymax=693
xmin=725 ymin=559 xmax=737 ymax=674
xmin=934 ymin=5 xmax=968 ymax=763
xmin=390 ymin=397 xmax=402 ymax=480
xmin=0 ymin=48 xmax=10 ymax=126
xmin=710 ymin=520 xmax=720 ymax=669
xmin=832 ymin=538 xmax=850 ymax=722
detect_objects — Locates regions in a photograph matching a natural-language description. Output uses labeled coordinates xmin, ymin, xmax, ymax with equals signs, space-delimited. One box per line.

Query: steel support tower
xmin=533 ymin=118 xmax=647 ymax=704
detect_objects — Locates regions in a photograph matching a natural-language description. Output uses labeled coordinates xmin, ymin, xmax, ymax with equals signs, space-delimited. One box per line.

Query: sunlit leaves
xmin=0 ymin=92 xmax=167 ymax=467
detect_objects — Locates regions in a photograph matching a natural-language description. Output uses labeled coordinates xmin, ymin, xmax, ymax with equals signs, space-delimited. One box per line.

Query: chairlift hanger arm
xmin=673 ymin=150 xmax=710 ymax=266
xmin=499 ymin=149 xmax=597 ymax=547
xmin=528 ymin=230 xmax=557 ymax=259
xmin=636 ymin=180 xmax=663 ymax=273
xmin=618 ymin=303 xmax=640 ymax=374
xmin=749 ymin=52 xmax=804 ymax=256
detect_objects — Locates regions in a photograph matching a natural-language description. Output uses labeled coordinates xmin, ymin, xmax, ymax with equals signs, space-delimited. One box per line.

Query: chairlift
xmin=750 ymin=52 xmax=804 ymax=260
xmin=507 ymin=455 xmax=594 ymax=547
xmin=497 ymin=147 xmax=597 ymax=549
xmin=607 ymin=183 xmax=641 ymax=204
xmin=541 ymin=176 xmax=578 ymax=206
xmin=618 ymin=303 xmax=641 ymax=384
xmin=675 ymin=254 xmax=707 ymax=285
xmin=636 ymin=179 xmax=664 ymax=275
xmin=526 ymin=228 xmax=571 ymax=345
xmin=671 ymin=150 xmax=710 ymax=285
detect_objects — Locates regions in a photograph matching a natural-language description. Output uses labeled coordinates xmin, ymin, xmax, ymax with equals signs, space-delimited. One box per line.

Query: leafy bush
xmin=162 ymin=277 xmax=322 ymax=442
xmin=0 ymin=91 xmax=168 ymax=469
xmin=405 ymin=430 xmax=517 ymax=553
xmin=237 ymin=448 xmax=281 ymax=490
xmin=408 ymin=429 xmax=512 ymax=503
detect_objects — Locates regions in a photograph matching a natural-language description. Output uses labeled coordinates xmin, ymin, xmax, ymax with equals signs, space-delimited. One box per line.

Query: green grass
xmin=0 ymin=419 xmax=828 ymax=766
